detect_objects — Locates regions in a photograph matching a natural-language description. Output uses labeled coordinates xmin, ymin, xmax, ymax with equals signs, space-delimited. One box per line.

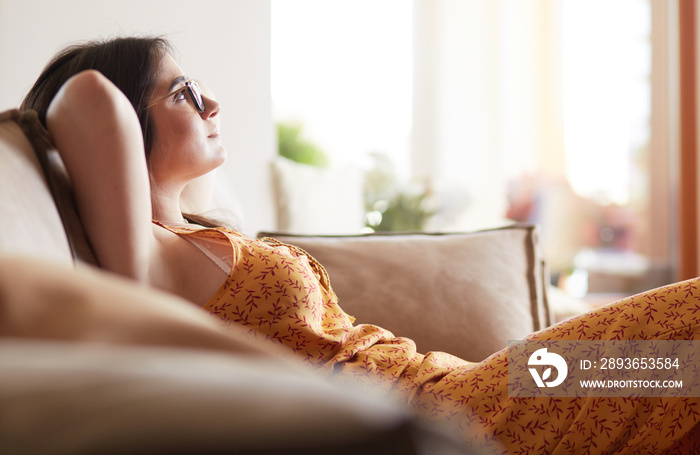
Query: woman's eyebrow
xmin=168 ymin=75 xmax=188 ymax=93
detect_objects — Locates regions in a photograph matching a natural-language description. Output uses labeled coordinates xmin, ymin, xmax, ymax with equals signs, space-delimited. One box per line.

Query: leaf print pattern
xmin=159 ymin=224 xmax=700 ymax=455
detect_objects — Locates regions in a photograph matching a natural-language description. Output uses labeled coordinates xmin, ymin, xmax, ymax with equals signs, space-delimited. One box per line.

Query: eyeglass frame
xmin=145 ymin=80 xmax=206 ymax=113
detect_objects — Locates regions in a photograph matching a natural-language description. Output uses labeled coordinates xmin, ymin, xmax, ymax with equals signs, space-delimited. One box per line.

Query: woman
xmin=22 ymin=37 xmax=229 ymax=306
xmin=22 ymin=36 xmax=699 ymax=454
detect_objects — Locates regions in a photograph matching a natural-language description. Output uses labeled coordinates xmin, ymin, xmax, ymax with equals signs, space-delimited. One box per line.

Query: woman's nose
xmin=201 ymin=95 xmax=220 ymax=119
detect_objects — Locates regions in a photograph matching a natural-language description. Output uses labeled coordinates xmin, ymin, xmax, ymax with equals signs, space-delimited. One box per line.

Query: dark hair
xmin=21 ymin=36 xmax=172 ymax=157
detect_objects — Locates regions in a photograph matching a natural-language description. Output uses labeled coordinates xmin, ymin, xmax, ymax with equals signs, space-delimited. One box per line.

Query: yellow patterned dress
xmin=159 ymin=223 xmax=700 ymax=454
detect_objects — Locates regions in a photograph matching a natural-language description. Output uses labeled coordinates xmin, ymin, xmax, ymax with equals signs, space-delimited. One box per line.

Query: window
xmin=271 ymin=0 xmax=413 ymax=174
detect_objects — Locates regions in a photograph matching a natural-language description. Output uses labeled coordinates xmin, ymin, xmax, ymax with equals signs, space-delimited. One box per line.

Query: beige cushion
xmin=0 ymin=110 xmax=72 ymax=264
xmin=259 ymin=226 xmax=552 ymax=361
xmin=270 ymin=156 xmax=366 ymax=234
xmin=0 ymin=109 xmax=96 ymax=265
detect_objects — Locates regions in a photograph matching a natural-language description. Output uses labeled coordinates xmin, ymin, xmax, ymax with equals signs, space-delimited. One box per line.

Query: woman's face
xmin=147 ymin=53 xmax=226 ymax=190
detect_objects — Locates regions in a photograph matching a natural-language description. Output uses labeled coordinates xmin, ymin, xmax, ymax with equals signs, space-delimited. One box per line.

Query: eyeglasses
xmin=146 ymin=80 xmax=206 ymax=113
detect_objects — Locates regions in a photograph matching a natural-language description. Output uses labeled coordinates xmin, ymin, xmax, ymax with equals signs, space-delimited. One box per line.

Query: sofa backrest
xmin=0 ymin=110 xmax=73 ymax=264
xmin=0 ymin=109 xmax=97 ymax=266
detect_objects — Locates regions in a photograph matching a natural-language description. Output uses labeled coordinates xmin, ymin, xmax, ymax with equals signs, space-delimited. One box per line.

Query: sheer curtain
xmin=412 ymin=0 xmax=677 ymax=292
xmin=412 ymin=0 xmax=564 ymax=232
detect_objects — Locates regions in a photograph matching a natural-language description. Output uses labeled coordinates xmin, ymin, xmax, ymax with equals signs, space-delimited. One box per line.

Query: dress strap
xmin=152 ymin=220 xmax=234 ymax=274
xmin=180 ymin=235 xmax=232 ymax=274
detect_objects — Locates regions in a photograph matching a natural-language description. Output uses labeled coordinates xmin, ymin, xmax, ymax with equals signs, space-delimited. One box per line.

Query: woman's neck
xmin=150 ymin=182 xmax=186 ymax=225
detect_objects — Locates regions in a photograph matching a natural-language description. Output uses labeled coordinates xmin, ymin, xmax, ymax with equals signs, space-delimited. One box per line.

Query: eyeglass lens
xmin=188 ymin=81 xmax=205 ymax=112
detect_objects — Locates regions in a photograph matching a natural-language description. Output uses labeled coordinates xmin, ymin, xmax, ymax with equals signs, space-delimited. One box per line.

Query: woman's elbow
xmin=46 ymin=69 xmax=138 ymax=139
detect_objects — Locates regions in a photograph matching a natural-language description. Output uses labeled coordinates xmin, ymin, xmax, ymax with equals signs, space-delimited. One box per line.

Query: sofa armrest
xmin=0 ymin=340 xmax=421 ymax=455
xmin=0 ymin=254 xmax=471 ymax=455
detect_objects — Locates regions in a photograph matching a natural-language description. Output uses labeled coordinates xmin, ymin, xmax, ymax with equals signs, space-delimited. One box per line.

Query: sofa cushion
xmin=271 ymin=156 xmax=366 ymax=234
xmin=0 ymin=109 xmax=96 ymax=265
xmin=0 ymin=110 xmax=72 ymax=264
xmin=258 ymin=226 xmax=552 ymax=361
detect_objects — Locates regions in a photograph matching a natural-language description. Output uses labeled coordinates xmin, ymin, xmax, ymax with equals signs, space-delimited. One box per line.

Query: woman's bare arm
xmin=46 ymin=70 xmax=154 ymax=282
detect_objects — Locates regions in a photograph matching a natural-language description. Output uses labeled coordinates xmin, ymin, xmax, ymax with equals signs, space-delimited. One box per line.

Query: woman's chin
xmin=214 ymin=146 xmax=227 ymax=166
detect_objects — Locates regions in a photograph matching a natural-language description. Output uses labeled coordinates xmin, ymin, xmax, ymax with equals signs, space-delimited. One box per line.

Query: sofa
xmin=0 ymin=109 xmax=553 ymax=454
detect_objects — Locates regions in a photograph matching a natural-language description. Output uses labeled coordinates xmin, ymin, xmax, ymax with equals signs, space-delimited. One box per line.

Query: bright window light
xmin=563 ymin=0 xmax=651 ymax=206
xmin=271 ymin=0 xmax=413 ymax=173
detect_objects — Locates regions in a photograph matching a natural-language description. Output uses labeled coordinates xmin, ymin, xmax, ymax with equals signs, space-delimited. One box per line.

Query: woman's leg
xmin=407 ymin=278 xmax=700 ymax=454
